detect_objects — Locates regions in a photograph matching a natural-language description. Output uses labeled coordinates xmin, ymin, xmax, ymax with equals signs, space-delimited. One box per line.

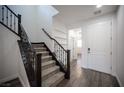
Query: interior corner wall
xmin=116 ymin=5 xmax=124 ymax=86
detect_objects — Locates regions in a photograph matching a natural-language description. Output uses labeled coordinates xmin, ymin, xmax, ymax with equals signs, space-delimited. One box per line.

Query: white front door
xmin=87 ymin=21 xmax=112 ymax=74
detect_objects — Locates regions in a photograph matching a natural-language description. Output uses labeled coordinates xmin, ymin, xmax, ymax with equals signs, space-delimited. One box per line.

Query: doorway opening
xmin=68 ymin=28 xmax=82 ymax=66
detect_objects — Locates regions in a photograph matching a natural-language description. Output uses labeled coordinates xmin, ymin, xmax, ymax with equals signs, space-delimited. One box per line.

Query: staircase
xmin=32 ymin=43 xmax=65 ymax=87
xmin=0 ymin=5 xmax=70 ymax=87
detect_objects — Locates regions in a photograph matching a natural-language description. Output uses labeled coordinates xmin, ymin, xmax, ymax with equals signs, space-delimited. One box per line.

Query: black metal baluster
xmin=10 ymin=11 xmax=12 ymax=28
xmin=62 ymin=49 xmax=63 ymax=63
xmin=60 ymin=47 xmax=61 ymax=62
xmin=57 ymin=44 xmax=58 ymax=60
xmin=60 ymin=48 xmax=62 ymax=62
xmin=56 ymin=42 xmax=57 ymax=57
xmin=57 ymin=44 xmax=59 ymax=60
xmin=61 ymin=49 xmax=63 ymax=64
xmin=59 ymin=46 xmax=60 ymax=61
xmin=65 ymin=52 xmax=67 ymax=68
xmin=14 ymin=16 xmax=16 ymax=31
xmin=54 ymin=42 xmax=56 ymax=55
xmin=54 ymin=41 xmax=55 ymax=54
xmin=63 ymin=51 xmax=65 ymax=65
xmin=6 ymin=9 xmax=8 ymax=26
xmin=62 ymin=50 xmax=64 ymax=65
xmin=2 ymin=6 xmax=4 ymax=23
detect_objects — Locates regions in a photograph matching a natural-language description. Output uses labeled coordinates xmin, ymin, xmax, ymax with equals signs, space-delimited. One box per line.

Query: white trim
xmin=0 ymin=73 xmax=18 ymax=84
xmin=18 ymin=74 xmax=25 ymax=87
xmin=115 ymin=73 xmax=123 ymax=87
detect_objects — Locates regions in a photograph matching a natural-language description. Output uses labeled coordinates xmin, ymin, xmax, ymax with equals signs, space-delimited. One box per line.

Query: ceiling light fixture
xmin=96 ymin=5 xmax=103 ymax=8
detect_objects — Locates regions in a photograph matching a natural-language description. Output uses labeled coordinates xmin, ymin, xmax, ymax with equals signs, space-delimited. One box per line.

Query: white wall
xmin=52 ymin=18 xmax=68 ymax=49
xmin=116 ymin=6 xmax=124 ymax=86
xmin=35 ymin=6 xmax=58 ymax=51
xmin=0 ymin=24 xmax=30 ymax=86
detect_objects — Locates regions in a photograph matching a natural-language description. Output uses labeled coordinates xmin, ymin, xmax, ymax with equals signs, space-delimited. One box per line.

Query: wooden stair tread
xmin=34 ymin=47 xmax=46 ymax=49
xmin=42 ymin=56 xmax=52 ymax=59
xmin=42 ymin=60 xmax=55 ymax=67
xmin=36 ymin=51 xmax=49 ymax=54
xmin=31 ymin=43 xmax=67 ymax=87
xmin=42 ymin=72 xmax=64 ymax=87
xmin=42 ymin=66 xmax=59 ymax=77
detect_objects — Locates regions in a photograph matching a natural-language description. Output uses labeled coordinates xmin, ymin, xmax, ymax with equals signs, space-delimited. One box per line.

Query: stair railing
xmin=42 ymin=28 xmax=70 ymax=79
xmin=0 ymin=5 xmax=41 ymax=87
xmin=0 ymin=5 xmax=20 ymax=37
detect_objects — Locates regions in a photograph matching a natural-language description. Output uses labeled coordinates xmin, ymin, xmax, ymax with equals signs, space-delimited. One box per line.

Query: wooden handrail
xmin=42 ymin=28 xmax=67 ymax=52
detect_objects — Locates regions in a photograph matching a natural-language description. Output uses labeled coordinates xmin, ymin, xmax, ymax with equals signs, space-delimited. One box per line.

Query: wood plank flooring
xmin=57 ymin=60 xmax=120 ymax=87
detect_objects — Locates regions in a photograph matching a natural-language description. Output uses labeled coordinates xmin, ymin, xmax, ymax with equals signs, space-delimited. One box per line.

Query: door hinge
xmin=110 ymin=52 xmax=112 ymax=55
xmin=110 ymin=37 xmax=112 ymax=40
xmin=110 ymin=66 xmax=112 ymax=70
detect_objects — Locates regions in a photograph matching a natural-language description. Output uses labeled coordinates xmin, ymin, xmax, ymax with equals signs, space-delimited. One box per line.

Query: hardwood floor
xmin=57 ymin=60 xmax=120 ymax=87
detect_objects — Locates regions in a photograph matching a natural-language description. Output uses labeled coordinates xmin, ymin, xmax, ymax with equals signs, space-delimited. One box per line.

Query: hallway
xmin=57 ymin=59 xmax=119 ymax=87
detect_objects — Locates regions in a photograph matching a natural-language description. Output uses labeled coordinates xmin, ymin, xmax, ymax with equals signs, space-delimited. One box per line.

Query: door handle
xmin=88 ymin=48 xmax=90 ymax=53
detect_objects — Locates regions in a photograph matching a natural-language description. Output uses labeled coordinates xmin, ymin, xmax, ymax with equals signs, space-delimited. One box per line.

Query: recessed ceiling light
xmin=96 ymin=5 xmax=103 ymax=8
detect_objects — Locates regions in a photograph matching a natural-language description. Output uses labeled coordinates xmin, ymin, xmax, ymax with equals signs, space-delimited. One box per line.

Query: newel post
xmin=36 ymin=54 xmax=42 ymax=87
xmin=65 ymin=50 xmax=70 ymax=79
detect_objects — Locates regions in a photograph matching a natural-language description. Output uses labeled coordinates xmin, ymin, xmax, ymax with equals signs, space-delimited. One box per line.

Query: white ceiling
xmin=53 ymin=5 xmax=118 ymax=26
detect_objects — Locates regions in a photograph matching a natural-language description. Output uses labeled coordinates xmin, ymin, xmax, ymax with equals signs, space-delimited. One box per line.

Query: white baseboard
xmin=18 ymin=75 xmax=25 ymax=87
xmin=0 ymin=74 xmax=18 ymax=84
xmin=18 ymin=74 xmax=30 ymax=87
xmin=115 ymin=73 xmax=123 ymax=87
